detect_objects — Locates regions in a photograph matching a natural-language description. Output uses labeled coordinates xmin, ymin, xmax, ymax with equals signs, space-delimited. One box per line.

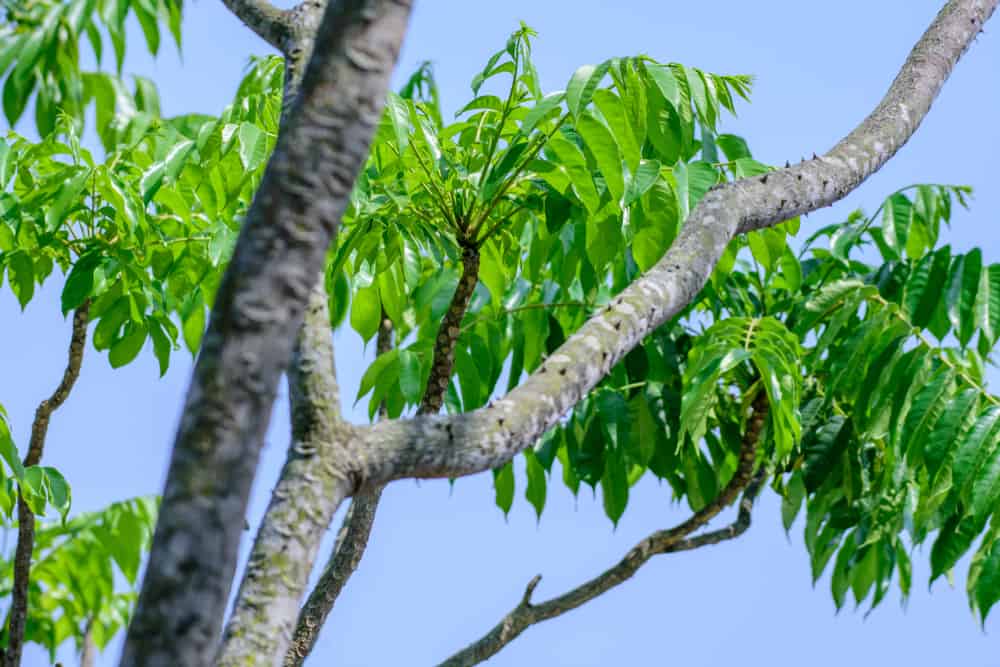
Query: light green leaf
xmin=566 ymin=61 xmax=611 ymax=117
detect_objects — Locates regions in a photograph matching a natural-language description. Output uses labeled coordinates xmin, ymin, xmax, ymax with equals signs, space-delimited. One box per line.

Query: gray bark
xmin=216 ymin=281 xmax=353 ymax=666
xmin=119 ymin=2 xmax=412 ymax=665
xmin=220 ymin=0 xmax=293 ymax=50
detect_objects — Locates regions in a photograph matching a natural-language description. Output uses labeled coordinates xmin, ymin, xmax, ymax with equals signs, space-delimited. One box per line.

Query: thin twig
xmin=4 ymin=301 xmax=90 ymax=667
xmin=438 ymin=392 xmax=769 ymax=667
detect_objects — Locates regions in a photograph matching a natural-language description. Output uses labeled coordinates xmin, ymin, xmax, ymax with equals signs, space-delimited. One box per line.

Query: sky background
xmin=3 ymin=1 xmax=1000 ymax=665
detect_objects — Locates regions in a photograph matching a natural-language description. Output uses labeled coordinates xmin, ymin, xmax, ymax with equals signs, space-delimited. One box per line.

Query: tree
xmin=0 ymin=0 xmax=998 ymax=665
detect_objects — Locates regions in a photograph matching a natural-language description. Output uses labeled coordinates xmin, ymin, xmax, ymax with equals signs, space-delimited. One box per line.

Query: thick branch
xmin=352 ymin=0 xmax=996 ymax=487
xmin=439 ymin=393 xmax=768 ymax=667
xmin=217 ymin=279 xmax=353 ymax=666
xmin=288 ymin=247 xmax=482 ymax=663
xmin=221 ymin=0 xmax=293 ymax=52
xmin=4 ymin=302 xmax=90 ymax=667
xmin=284 ymin=310 xmax=392 ymax=666
xmin=121 ymin=2 xmax=412 ymax=665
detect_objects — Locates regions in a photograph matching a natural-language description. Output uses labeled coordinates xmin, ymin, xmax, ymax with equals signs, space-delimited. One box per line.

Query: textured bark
xmin=283 ymin=311 xmax=392 ymax=666
xmin=216 ymin=280 xmax=354 ymax=666
xmin=439 ymin=394 xmax=769 ymax=667
xmin=422 ymin=246 xmax=481 ymax=413
xmin=220 ymin=0 xmax=292 ymax=50
xmin=288 ymin=246 xmax=482 ymax=663
xmin=120 ymin=2 xmax=412 ymax=665
xmin=4 ymin=302 xmax=90 ymax=667
xmin=348 ymin=0 xmax=996 ymax=488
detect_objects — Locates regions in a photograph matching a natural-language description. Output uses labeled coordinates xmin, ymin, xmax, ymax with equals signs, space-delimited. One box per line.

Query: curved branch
xmin=217 ymin=279 xmax=352 ymax=666
xmin=4 ymin=301 xmax=90 ymax=667
xmin=354 ymin=0 xmax=996 ymax=487
xmin=221 ymin=0 xmax=293 ymax=52
xmin=439 ymin=392 xmax=769 ymax=667
xmin=288 ymin=246 xmax=483 ymax=664
xmin=121 ymin=2 xmax=413 ymax=665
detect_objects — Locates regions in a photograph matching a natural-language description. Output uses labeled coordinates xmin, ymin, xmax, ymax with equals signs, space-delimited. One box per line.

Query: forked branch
xmin=438 ymin=393 xmax=769 ymax=667
xmin=288 ymin=246 xmax=483 ymax=664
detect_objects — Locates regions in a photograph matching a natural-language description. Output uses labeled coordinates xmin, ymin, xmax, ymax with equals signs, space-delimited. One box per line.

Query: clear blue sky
xmin=3 ymin=1 xmax=999 ymax=665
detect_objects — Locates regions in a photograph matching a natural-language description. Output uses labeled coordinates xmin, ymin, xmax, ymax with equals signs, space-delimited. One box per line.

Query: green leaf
xmin=881 ymin=193 xmax=912 ymax=258
xmin=8 ymin=252 xmax=34 ymax=309
xmin=716 ymin=134 xmax=752 ymax=160
xmin=593 ymin=89 xmax=640 ymax=174
xmin=493 ymin=461 xmax=514 ymax=516
xmin=782 ymin=472 xmax=806 ymax=531
xmin=601 ymin=448 xmax=629 ymax=526
xmin=41 ymin=467 xmax=71 ymax=522
xmin=803 ymin=416 xmax=849 ymax=492
xmin=545 ymin=133 xmax=601 ymax=212
xmin=971 ymin=439 xmax=1000 ymax=523
xmin=623 ymin=159 xmax=660 ymax=207
xmin=0 ymin=414 xmax=25 ymax=480
xmin=109 ymin=322 xmax=147 ymax=368
xmin=61 ymin=252 xmax=103 ymax=314
xmin=237 ymin=122 xmax=268 ymax=171
xmin=904 ymin=245 xmax=951 ymax=330
xmin=350 ymin=284 xmax=381 ymax=344
xmin=924 ymin=388 xmax=980 ymax=480
xmin=566 ymin=61 xmax=611 ymax=117
xmin=577 ymin=111 xmax=624 ymax=203
xmin=518 ymin=91 xmax=565 ymax=136
xmin=357 ymin=349 xmax=399 ymax=402
xmin=181 ymin=295 xmax=206 ymax=356
xmin=524 ymin=449 xmax=547 ymax=520
xmin=930 ymin=514 xmax=979 ymax=582
xmin=951 ymin=407 xmax=1000 ymax=504
xmin=44 ymin=168 xmax=91 ymax=233
xmin=947 ymin=250 xmax=982 ymax=347
xmin=673 ymin=160 xmax=717 ymax=220
xmin=398 ymin=349 xmax=423 ymax=404
xmin=975 ymin=264 xmax=1000 ymax=344
xmin=975 ymin=539 xmax=1000 ymax=623
xmin=901 ymin=367 xmax=955 ymax=463
xmin=628 ymin=394 xmax=657 ymax=467
xmin=644 ymin=64 xmax=680 ymax=109
xmin=148 ymin=319 xmax=172 ymax=377
xmin=140 ymin=139 xmax=194 ymax=204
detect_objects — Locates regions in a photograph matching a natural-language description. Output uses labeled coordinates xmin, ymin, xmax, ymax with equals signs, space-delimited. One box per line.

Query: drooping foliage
xmin=0 ymin=4 xmax=998 ymax=661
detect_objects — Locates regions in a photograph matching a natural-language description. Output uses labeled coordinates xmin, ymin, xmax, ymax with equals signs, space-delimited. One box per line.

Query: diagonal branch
xmin=4 ymin=302 xmax=90 ymax=667
xmin=287 ymin=246 xmax=483 ymax=664
xmin=438 ymin=392 xmax=769 ymax=667
xmin=351 ymin=0 xmax=996 ymax=488
xmin=221 ymin=0 xmax=294 ymax=52
xmin=121 ymin=2 xmax=413 ymax=665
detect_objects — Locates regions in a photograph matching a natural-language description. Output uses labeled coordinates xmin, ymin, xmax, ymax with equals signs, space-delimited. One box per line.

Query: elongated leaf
xmin=975 ymin=264 xmax=1000 ymax=344
xmin=524 ymin=450 xmax=547 ymax=520
xmin=975 ymin=539 xmax=1000 ymax=623
xmin=566 ymin=61 xmax=611 ymax=117
xmin=577 ymin=111 xmax=624 ymax=203
xmin=947 ymin=250 xmax=982 ymax=347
